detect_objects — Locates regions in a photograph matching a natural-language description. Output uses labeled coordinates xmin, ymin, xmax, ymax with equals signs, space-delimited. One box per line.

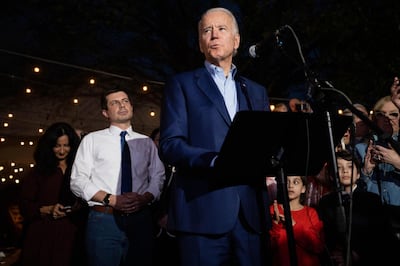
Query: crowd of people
xmin=6 ymin=5 xmax=400 ymax=266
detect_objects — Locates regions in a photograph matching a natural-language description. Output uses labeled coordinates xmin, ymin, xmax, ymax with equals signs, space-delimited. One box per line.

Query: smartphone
xmin=373 ymin=134 xmax=389 ymax=148
xmin=61 ymin=206 xmax=72 ymax=212
xmin=371 ymin=134 xmax=389 ymax=147
xmin=371 ymin=135 xmax=388 ymax=163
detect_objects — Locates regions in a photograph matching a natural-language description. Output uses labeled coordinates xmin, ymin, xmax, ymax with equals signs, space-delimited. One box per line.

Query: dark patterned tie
xmin=120 ymin=131 xmax=132 ymax=193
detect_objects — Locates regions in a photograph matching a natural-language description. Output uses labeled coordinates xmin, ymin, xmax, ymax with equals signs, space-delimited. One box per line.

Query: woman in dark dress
xmin=19 ymin=122 xmax=86 ymax=266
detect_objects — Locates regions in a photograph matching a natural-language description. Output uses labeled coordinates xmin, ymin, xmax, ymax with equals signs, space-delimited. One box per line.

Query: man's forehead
xmin=107 ymin=91 xmax=128 ymax=99
xmin=202 ymin=12 xmax=230 ymax=26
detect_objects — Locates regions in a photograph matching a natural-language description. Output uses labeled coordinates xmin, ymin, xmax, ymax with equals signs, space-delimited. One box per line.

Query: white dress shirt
xmin=70 ymin=125 xmax=165 ymax=206
xmin=205 ymin=61 xmax=238 ymax=121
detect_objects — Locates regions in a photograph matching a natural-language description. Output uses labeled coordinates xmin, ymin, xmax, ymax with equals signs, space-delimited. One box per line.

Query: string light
xmin=0 ymin=51 xmax=167 ymax=188
xmin=0 ymin=161 xmax=32 ymax=186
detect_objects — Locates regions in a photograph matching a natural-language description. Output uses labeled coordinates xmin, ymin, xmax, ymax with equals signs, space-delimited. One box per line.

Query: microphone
xmin=248 ymin=26 xmax=287 ymax=58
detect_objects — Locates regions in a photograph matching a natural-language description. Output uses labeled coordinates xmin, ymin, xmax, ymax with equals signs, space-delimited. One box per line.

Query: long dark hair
xmin=33 ymin=122 xmax=80 ymax=177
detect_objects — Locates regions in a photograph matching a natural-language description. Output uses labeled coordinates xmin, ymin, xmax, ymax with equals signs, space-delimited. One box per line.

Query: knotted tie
xmin=120 ymin=131 xmax=132 ymax=193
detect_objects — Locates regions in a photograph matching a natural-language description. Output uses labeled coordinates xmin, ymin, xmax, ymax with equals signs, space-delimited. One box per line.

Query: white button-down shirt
xmin=70 ymin=125 xmax=165 ymax=206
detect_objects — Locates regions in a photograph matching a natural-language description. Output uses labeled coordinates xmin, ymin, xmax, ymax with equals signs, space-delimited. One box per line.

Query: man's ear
xmin=102 ymin=109 xmax=109 ymax=119
xmin=234 ymin=34 xmax=240 ymax=50
xmin=199 ymin=41 xmax=204 ymax=53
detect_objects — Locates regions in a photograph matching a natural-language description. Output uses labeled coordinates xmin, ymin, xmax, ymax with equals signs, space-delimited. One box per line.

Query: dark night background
xmin=1 ymin=0 xmax=400 ymax=108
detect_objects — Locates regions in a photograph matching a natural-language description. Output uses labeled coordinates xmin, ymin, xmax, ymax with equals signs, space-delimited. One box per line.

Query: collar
xmin=109 ymin=125 xmax=133 ymax=136
xmin=204 ymin=61 xmax=237 ymax=79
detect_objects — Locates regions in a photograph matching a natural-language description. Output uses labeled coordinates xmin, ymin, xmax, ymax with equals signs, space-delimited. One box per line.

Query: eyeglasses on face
xmin=374 ymin=111 xmax=399 ymax=119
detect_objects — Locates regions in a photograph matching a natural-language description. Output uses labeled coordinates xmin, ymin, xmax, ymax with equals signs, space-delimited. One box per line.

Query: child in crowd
xmin=270 ymin=175 xmax=324 ymax=266
xmin=318 ymin=150 xmax=398 ymax=265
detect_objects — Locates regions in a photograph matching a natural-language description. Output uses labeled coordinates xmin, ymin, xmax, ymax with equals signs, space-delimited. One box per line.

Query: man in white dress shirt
xmin=70 ymin=86 xmax=165 ymax=266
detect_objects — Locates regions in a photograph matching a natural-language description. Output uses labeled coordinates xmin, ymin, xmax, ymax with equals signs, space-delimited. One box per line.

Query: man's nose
xmin=211 ymin=27 xmax=218 ymax=38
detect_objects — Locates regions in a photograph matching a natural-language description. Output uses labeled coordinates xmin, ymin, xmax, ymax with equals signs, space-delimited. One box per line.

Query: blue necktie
xmin=120 ymin=131 xmax=132 ymax=193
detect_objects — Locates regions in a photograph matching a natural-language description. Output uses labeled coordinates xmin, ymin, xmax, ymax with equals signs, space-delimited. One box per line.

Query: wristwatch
xmin=102 ymin=193 xmax=111 ymax=206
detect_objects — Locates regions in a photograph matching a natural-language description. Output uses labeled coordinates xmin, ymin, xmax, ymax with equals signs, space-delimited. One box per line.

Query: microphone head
xmin=248 ymin=44 xmax=258 ymax=58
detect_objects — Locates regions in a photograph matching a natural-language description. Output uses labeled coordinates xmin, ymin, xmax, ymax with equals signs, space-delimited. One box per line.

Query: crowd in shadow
xmin=3 ymin=82 xmax=400 ymax=265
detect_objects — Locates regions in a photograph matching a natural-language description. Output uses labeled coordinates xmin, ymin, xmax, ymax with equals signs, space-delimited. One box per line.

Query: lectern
xmin=216 ymin=111 xmax=352 ymax=266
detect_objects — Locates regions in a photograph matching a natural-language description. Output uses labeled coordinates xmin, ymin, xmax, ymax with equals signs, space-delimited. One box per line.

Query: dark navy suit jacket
xmin=159 ymin=67 xmax=271 ymax=235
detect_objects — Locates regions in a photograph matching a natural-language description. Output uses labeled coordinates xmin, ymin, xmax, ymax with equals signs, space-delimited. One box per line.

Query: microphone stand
xmin=271 ymin=147 xmax=298 ymax=266
xmin=272 ymin=24 xmax=400 ymax=266
xmin=277 ymin=25 xmax=350 ymax=265
xmin=307 ymin=81 xmax=348 ymax=263
xmin=308 ymin=77 xmax=400 ymax=266
xmin=311 ymin=82 xmax=400 ymax=156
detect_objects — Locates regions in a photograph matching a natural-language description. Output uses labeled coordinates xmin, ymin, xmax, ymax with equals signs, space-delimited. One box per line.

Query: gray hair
xmin=198 ymin=7 xmax=239 ymax=35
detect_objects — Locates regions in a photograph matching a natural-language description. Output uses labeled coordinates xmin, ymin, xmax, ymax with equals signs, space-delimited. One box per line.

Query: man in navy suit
xmin=159 ymin=7 xmax=271 ymax=266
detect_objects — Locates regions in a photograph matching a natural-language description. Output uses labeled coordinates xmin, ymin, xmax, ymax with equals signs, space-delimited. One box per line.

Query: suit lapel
xmin=236 ymin=77 xmax=252 ymax=111
xmin=195 ymin=68 xmax=231 ymax=125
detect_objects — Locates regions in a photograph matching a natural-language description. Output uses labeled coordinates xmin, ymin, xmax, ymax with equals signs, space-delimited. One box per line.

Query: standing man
xmin=159 ymin=7 xmax=271 ymax=266
xmin=70 ymin=87 xmax=165 ymax=266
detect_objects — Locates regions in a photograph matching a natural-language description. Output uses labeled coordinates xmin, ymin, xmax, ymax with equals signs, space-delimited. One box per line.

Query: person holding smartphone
xmin=19 ymin=122 xmax=87 ymax=266
xmin=355 ymin=95 xmax=400 ymax=248
xmin=356 ymin=96 xmax=400 ymax=205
